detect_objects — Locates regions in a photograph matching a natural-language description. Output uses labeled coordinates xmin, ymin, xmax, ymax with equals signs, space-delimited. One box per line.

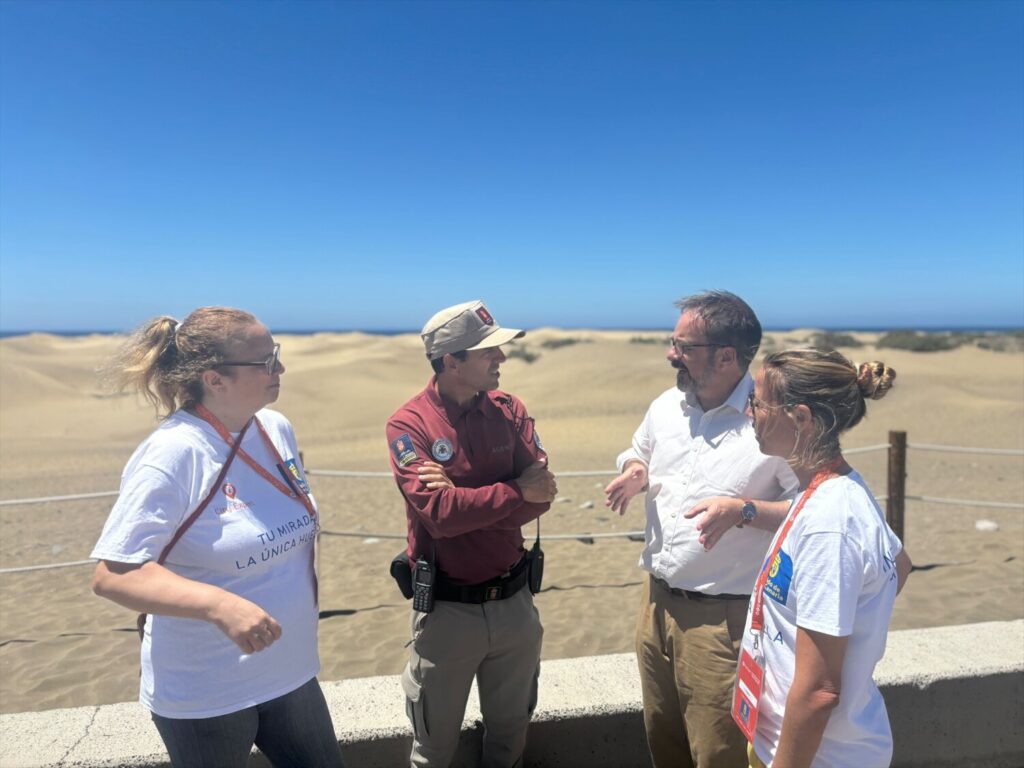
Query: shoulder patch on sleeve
xmin=390 ymin=433 xmax=419 ymax=467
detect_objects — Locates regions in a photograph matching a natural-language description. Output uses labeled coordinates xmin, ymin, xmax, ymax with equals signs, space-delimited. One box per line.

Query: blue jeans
xmin=151 ymin=677 xmax=345 ymax=768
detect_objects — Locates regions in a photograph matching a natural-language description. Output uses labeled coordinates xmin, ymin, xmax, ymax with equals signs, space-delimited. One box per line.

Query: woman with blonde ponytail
xmin=735 ymin=348 xmax=911 ymax=768
xmin=91 ymin=308 xmax=345 ymax=768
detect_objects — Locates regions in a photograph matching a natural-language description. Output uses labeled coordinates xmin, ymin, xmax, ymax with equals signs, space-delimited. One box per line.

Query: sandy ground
xmin=1 ymin=329 xmax=1022 ymax=714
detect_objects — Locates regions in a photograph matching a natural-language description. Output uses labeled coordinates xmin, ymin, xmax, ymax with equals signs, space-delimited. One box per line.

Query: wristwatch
xmin=737 ymin=500 xmax=757 ymax=528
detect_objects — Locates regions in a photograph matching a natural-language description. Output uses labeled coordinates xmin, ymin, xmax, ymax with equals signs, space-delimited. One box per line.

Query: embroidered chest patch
xmin=431 ymin=438 xmax=454 ymax=462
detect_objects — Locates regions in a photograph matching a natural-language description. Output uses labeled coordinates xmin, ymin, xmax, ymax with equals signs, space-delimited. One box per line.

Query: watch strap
xmin=737 ymin=499 xmax=757 ymax=528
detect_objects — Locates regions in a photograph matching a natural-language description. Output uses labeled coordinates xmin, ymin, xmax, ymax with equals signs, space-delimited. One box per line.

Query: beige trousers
xmin=635 ymin=574 xmax=749 ymax=768
xmin=401 ymin=587 xmax=543 ymax=768
xmin=747 ymin=742 xmax=768 ymax=768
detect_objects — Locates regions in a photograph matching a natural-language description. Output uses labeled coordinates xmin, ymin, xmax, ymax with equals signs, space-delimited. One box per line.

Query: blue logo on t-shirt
xmin=763 ymin=549 xmax=793 ymax=605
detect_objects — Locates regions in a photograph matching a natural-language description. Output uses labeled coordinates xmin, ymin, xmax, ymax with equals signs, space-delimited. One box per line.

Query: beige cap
xmin=421 ymin=300 xmax=525 ymax=360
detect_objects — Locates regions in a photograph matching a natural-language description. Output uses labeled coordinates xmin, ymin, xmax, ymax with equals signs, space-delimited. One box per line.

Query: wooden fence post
xmin=887 ymin=430 xmax=907 ymax=543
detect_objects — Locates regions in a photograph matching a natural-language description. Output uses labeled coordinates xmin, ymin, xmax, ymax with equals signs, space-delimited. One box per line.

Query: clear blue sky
xmin=1 ymin=0 xmax=1021 ymax=332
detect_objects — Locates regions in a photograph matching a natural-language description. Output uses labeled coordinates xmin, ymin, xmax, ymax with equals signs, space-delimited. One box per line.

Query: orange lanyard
xmin=750 ymin=457 xmax=843 ymax=634
xmin=195 ymin=404 xmax=316 ymax=519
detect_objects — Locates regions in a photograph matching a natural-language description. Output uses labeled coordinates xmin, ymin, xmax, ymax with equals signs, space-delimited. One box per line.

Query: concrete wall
xmin=1 ymin=620 xmax=1021 ymax=768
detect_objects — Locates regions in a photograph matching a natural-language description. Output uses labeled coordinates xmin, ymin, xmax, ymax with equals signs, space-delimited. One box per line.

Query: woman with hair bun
xmin=734 ymin=348 xmax=912 ymax=768
xmin=90 ymin=307 xmax=345 ymax=768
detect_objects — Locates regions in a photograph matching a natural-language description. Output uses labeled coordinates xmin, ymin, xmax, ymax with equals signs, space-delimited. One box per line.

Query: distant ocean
xmin=1 ymin=326 xmax=1021 ymax=339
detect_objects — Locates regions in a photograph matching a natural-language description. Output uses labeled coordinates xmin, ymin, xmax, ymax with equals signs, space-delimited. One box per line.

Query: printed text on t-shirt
xmin=235 ymin=514 xmax=319 ymax=570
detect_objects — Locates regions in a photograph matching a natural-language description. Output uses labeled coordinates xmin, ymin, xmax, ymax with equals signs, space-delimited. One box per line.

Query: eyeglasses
xmin=669 ymin=337 xmax=722 ymax=356
xmin=219 ymin=343 xmax=281 ymax=375
xmin=747 ymin=391 xmax=784 ymax=413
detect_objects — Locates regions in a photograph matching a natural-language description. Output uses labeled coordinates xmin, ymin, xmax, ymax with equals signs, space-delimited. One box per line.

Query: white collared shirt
xmin=617 ymin=373 xmax=799 ymax=595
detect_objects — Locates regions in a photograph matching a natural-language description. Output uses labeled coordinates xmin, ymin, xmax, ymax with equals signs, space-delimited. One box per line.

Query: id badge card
xmin=732 ymin=646 xmax=765 ymax=743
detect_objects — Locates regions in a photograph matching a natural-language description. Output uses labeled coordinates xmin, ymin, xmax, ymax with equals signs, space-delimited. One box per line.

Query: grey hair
xmin=674 ymin=290 xmax=762 ymax=369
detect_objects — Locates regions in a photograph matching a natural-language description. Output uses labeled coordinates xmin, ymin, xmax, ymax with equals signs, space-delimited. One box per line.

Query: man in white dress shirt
xmin=604 ymin=290 xmax=798 ymax=768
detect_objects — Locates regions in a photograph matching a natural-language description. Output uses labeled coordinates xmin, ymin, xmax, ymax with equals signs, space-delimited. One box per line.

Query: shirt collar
xmin=724 ymin=372 xmax=755 ymax=414
xmin=425 ymin=377 xmax=502 ymax=422
xmin=681 ymin=372 xmax=754 ymax=416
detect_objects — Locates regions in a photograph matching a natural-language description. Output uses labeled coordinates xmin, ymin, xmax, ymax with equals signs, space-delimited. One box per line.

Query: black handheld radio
xmin=412 ymin=556 xmax=435 ymax=613
xmin=527 ymin=519 xmax=544 ymax=594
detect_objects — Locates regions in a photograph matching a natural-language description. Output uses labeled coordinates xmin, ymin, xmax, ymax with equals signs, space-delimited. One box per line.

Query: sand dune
xmin=1 ymin=329 xmax=1021 ymax=713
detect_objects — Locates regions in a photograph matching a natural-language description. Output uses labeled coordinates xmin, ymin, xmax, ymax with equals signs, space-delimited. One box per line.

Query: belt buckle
xmin=485 ymin=585 xmax=503 ymax=601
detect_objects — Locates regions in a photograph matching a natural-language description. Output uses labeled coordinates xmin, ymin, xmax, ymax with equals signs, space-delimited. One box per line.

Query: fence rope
xmin=0 ymin=531 xmax=650 ymax=575
xmin=905 ymin=495 xmax=1024 ymax=510
xmin=1 ymin=486 xmax=1015 ymax=575
xmin=319 ymin=528 xmax=648 ymax=542
xmin=908 ymin=443 xmax=1024 ymax=457
xmin=4 ymin=440 xmax=1022 ymax=509
xmin=307 ymin=469 xmax=626 ymax=478
xmin=308 ymin=470 xmax=392 ymax=478
xmin=0 ymin=490 xmax=119 ymax=507
xmin=1 ymin=485 xmax=1001 ymax=575
xmin=1 ymin=436 xmax=1020 ymax=575
xmin=0 ymin=560 xmax=95 ymax=575
xmin=845 ymin=443 xmax=891 ymax=455
xmin=320 ymin=530 xmax=405 ymax=540
xmin=0 ymin=449 xmax=898 ymax=507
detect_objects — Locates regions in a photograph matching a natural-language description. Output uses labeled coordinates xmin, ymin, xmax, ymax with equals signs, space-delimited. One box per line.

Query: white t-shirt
xmin=741 ymin=471 xmax=903 ymax=768
xmin=617 ymin=375 xmax=799 ymax=595
xmin=91 ymin=409 xmax=320 ymax=719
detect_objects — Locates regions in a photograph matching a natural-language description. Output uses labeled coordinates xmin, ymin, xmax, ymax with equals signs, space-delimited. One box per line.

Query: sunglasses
xmin=219 ymin=343 xmax=281 ymax=375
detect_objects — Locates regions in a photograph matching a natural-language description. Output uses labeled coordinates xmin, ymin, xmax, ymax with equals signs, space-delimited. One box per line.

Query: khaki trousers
xmin=401 ymin=587 xmax=543 ymax=768
xmin=635 ymin=574 xmax=749 ymax=768
xmin=747 ymin=742 xmax=768 ymax=768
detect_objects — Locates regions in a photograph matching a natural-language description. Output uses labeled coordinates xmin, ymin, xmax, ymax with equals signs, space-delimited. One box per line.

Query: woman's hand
xmin=208 ymin=593 xmax=283 ymax=654
xmin=93 ymin=559 xmax=282 ymax=654
xmin=418 ymin=460 xmax=454 ymax=490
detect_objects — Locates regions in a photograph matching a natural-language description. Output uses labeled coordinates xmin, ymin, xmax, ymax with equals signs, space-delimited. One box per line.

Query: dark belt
xmin=435 ymin=557 xmax=529 ymax=604
xmin=653 ymin=576 xmax=749 ymax=602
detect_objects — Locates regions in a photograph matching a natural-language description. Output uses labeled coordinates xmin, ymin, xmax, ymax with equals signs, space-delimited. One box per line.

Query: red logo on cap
xmin=223 ymin=482 xmax=236 ymax=499
xmin=476 ymin=307 xmax=495 ymax=325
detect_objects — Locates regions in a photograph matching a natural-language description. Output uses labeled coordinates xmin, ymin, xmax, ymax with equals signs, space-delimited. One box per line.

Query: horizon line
xmin=2 ymin=325 xmax=1022 ymax=339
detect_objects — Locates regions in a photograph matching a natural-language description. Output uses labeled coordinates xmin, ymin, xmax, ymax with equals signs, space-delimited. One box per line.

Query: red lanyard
xmin=750 ymin=457 xmax=843 ymax=633
xmin=195 ymin=404 xmax=316 ymax=519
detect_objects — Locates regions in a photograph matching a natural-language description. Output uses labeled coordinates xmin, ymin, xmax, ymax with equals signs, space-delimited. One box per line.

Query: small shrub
xmin=975 ymin=331 xmax=1024 ymax=353
xmin=629 ymin=336 xmax=665 ymax=345
xmin=876 ymin=331 xmax=967 ymax=353
xmin=540 ymin=337 xmax=590 ymax=350
xmin=506 ymin=345 xmax=539 ymax=364
xmin=808 ymin=332 xmax=864 ymax=349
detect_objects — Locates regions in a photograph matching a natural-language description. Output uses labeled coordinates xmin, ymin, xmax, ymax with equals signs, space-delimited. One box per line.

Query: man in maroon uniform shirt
xmin=387 ymin=300 xmax=557 ymax=768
